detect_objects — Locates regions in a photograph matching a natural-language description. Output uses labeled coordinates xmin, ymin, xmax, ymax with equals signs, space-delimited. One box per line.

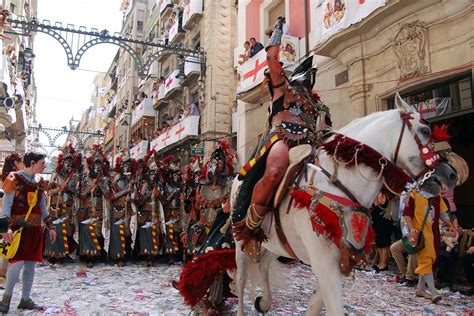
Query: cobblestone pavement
xmin=1 ymin=260 xmax=472 ymax=315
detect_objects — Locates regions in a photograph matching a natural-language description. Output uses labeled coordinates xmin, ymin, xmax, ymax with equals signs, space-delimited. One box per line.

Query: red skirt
xmin=10 ymin=226 xmax=44 ymax=263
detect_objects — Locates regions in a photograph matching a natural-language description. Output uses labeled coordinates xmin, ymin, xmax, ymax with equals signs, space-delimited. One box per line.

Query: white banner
xmin=130 ymin=140 xmax=149 ymax=160
xmin=157 ymin=70 xmax=181 ymax=101
xmin=0 ymin=139 xmax=16 ymax=152
xmin=169 ymin=18 xmax=179 ymax=42
xmin=184 ymin=56 xmax=201 ymax=76
xmin=412 ymin=98 xmax=451 ymax=120
xmin=131 ymin=98 xmax=155 ymax=126
xmin=237 ymin=34 xmax=299 ymax=94
xmin=150 ymin=116 xmax=199 ymax=152
xmin=315 ymin=0 xmax=386 ymax=46
xmin=182 ymin=0 xmax=203 ymax=28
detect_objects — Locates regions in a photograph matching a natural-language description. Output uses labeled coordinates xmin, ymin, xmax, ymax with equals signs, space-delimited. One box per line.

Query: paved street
xmin=1 ymin=260 xmax=472 ymax=315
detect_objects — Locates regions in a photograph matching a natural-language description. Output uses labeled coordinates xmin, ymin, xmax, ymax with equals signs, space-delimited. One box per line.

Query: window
xmin=9 ymin=3 xmax=15 ymax=14
xmin=137 ymin=10 xmax=145 ymax=31
xmin=387 ymin=73 xmax=473 ymax=120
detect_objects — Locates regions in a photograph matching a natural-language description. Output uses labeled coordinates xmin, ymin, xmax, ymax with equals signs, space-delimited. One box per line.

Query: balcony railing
xmin=169 ymin=17 xmax=185 ymax=43
xmin=182 ymin=0 xmax=203 ymax=30
xmin=150 ymin=115 xmax=199 ymax=152
xmin=130 ymin=140 xmax=149 ymax=160
xmin=160 ymin=0 xmax=173 ymax=18
xmin=157 ymin=69 xmax=182 ymax=101
xmin=181 ymin=56 xmax=201 ymax=86
xmin=131 ymin=97 xmax=155 ymax=127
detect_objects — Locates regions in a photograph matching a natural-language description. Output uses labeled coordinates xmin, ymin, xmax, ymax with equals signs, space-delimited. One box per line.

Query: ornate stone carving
xmin=393 ymin=22 xmax=429 ymax=79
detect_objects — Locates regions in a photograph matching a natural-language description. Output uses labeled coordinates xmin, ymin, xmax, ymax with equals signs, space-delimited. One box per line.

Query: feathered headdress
xmin=86 ymin=144 xmax=110 ymax=173
xmin=432 ymin=124 xmax=451 ymax=142
xmin=55 ymin=143 xmax=82 ymax=173
xmin=114 ymin=148 xmax=138 ymax=174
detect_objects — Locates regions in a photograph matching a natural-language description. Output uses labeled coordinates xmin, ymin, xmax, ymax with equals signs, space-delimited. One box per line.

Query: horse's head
xmin=392 ymin=93 xmax=464 ymax=195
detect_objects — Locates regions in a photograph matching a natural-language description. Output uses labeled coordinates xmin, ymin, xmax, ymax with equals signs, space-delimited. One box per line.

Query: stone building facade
xmin=235 ymin=0 xmax=473 ymax=225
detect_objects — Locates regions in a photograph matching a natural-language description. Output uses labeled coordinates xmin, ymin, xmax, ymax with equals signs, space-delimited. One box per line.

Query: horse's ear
xmin=394 ymin=92 xmax=412 ymax=113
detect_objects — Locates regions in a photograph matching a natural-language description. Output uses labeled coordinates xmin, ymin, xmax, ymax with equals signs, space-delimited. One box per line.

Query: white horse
xmin=232 ymin=95 xmax=459 ymax=315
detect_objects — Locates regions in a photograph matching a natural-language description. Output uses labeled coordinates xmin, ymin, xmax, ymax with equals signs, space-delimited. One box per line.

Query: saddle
xmin=274 ymin=144 xmax=312 ymax=208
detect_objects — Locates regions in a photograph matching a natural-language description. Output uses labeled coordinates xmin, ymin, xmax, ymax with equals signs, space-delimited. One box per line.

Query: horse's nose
xmin=449 ymin=170 xmax=458 ymax=183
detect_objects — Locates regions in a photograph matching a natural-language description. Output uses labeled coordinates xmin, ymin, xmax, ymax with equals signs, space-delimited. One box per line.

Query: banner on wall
xmin=315 ymin=0 xmax=386 ymax=46
xmin=150 ymin=116 xmax=200 ymax=152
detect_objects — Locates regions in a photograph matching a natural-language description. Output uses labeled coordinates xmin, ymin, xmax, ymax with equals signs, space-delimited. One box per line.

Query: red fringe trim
xmin=177 ymin=249 xmax=236 ymax=307
xmin=290 ymin=189 xmax=312 ymax=209
xmin=310 ymin=203 xmax=374 ymax=254
xmin=322 ymin=134 xmax=411 ymax=194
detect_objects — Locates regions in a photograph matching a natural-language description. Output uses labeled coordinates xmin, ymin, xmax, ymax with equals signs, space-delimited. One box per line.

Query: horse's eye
xmin=420 ymin=127 xmax=431 ymax=137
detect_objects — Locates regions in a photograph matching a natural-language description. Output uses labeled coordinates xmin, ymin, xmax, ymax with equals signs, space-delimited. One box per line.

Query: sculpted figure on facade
xmin=393 ymin=22 xmax=429 ymax=79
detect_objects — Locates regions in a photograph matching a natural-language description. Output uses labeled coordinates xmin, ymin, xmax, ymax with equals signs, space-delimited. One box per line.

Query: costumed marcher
xmin=0 ymin=153 xmax=25 ymax=282
xmin=176 ymin=141 xmax=237 ymax=311
xmin=136 ymin=151 xmax=165 ymax=266
xmin=232 ymin=16 xmax=331 ymax=261
xmin=0 ymin=152 xmax=56 ymax=313
xmin=109 ymin=149 xmax=138 ymax=266
xmin=403 ymin=188 xmax=453 ymax=303
xmin=44 ymin=144 xmax=82 ymax=263
xmin=76 ymin=145 xmax=110 ymax=268
xmin=161 ymin=156 xmax=183 ymax=262
xmin=180 ymin=156 xmax=202 ymax=262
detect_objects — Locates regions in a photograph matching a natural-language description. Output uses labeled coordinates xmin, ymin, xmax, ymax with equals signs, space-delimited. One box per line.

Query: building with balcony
xmin=235 ymin=0 xmax=473 ymax=225
xmin=137 ymin=0 xmax=237 ymax=164
xmin=0 ymin=0 xmax=38 ymax=167
xmin=112 ymin=0 xmax=148 ymax=162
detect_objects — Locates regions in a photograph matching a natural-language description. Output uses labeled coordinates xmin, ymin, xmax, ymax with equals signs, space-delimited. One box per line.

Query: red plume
xmin=432 ymin=124 xmax=451 ymax=142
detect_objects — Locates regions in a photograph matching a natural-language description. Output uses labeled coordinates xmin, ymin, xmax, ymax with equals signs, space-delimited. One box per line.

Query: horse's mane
xmin=338 ymin=110 xmax=399 ymax=135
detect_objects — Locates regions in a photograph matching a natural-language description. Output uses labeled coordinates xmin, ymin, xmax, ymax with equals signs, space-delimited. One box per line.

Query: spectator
xmin=188 ymin=101 xmax=200 ymax=116
xmin=173 ymin=109 xmax=184 ymax=124
xmin=371 ymin=192 xmax=393 ymax=272
xmin=249 ymin=37 xmax=264 ymax=57
xmin=462 ymin=245 xmax=474 ymax=285
xmin=238 ymin=41 xmax=251 ymax=65
xmin=390 ymin=192 xmax=418 ymax=287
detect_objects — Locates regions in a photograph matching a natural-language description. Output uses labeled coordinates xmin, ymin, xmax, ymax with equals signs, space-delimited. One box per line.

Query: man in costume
xmin=76 ymin=145 xmax=110 ymax=268
xmin=180 ymin=157 xmax=202 ymax=262
xmin=0 ymin=152 xmax=56 ymax=312
xmin=232 ymin=17 xmax=331 ymax=261
xmin=45 ymin=144 xmax=82 ymax=262
xmin=161 ymin=156 xmax=183 ymax=262
xmin=136 ymin=150 xmax=165 ymax=266
xmin=109 ymin=149 xmax=138 ymax=266
xmin=175 ymin=141 xmax=236 ymax=311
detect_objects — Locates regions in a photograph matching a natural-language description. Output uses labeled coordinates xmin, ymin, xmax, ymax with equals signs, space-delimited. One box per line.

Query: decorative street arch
xmin=6 ymin=16 xmax=206 ymax=77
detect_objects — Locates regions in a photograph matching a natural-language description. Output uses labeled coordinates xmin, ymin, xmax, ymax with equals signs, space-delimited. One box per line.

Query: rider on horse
xmin=232 ymin=17 xmax=332 ymax=261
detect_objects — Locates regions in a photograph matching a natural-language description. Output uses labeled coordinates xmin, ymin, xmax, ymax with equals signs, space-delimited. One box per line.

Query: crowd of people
xmin=370 ymin=187 xmax=473 ymax=302
xmin=237 ymin=37 xmax=264 ymax=65
xmin=0 ymin=142 xmax=237 ymax=312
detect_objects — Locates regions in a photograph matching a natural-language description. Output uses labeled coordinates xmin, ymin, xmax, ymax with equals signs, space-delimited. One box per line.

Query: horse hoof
xmin=254 ymin=296 xmax=268 ymax=314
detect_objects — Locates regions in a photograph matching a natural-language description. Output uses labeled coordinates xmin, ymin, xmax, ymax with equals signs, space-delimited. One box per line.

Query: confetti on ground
xmin=0 ymin=260 xmax=471 ymax=315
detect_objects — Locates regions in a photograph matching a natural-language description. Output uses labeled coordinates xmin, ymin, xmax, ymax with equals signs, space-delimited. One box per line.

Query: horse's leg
xmin=235 ymin=243 xmax=248 ymax=316
xmin=255 ymin=249 xmax=274 ymax=313
xmin=308 ymin=245 xmax=344 ymax=316
xmin=305 ymin=282 xmax=324 ymax=316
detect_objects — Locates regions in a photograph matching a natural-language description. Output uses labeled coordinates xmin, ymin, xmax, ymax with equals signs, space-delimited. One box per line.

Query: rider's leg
xmin=234 ymin=141 xmax=289 ymax=259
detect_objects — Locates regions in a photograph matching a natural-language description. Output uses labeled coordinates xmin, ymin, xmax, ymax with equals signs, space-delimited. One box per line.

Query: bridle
xmin=394 ymin=111 xmax=447 ymax=181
